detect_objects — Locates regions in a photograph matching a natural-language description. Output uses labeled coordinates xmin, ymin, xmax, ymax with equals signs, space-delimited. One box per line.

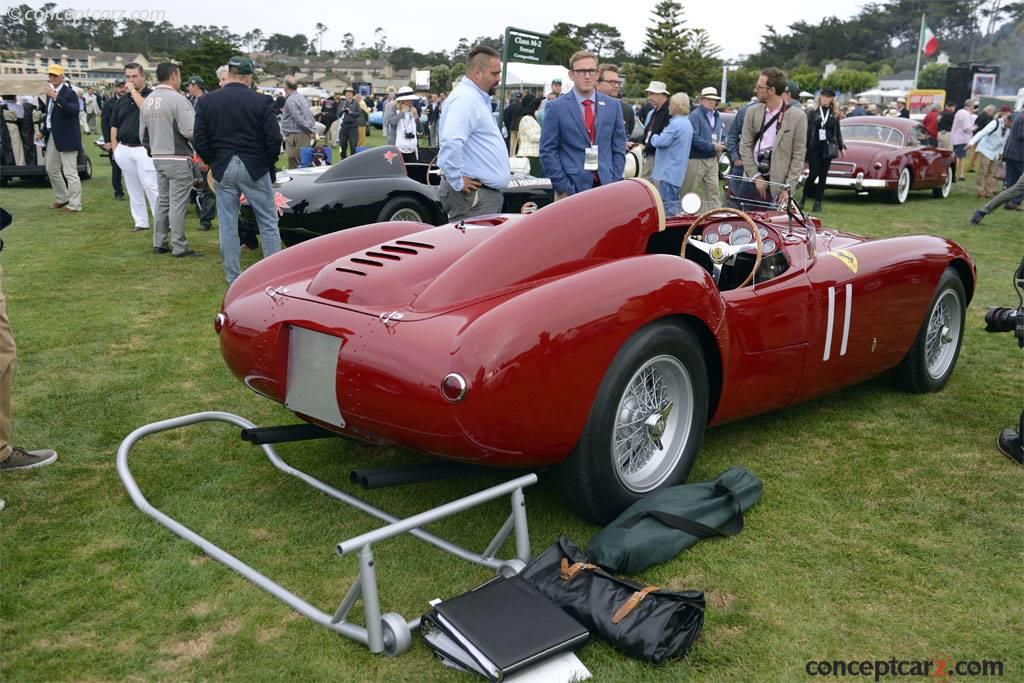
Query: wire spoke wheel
xmin=390 ymin=207 xmax=422 ymax=222
xmin=612 ymin=355 xmax=694 ymax=493
xmin=924 ymin=288 xmax=962 ymax=380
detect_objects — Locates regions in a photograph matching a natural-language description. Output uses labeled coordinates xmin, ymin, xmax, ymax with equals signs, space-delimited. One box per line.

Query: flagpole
xmin=914 ymin=13 xmax=925 ymax=88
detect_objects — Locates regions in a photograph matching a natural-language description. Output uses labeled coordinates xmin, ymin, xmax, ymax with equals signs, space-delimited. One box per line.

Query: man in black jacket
xmin=597 ymin=64 xmax=635 ymax=143
xmin=193 ymin=56 xmax=283 ymax=285
xmin=101 ymin=78 xmax=126 ymax=200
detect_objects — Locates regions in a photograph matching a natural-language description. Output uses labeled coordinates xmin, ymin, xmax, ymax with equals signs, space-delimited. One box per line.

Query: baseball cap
xmin=785 ymin=80 xmax=800 ymax=98
xmin=227 ymin=56 xmax=254 ymax=75
xmin=47 ymin=64 xmax=64 ymax=77
xmin=551 ymin=78 xmax=562 ymax=85
xmin=187 ymin=75 xmax=206 ymax=88
xmin=113 ymin=77 xmax=126 ymax=86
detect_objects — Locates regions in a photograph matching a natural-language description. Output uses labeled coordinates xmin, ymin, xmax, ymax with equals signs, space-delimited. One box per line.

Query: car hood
xmin=288 ymin=179 xmax=667 ymax=317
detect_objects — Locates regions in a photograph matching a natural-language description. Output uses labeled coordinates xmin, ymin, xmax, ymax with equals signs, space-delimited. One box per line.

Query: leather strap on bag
xmin=560 ymin=557 xmax=598 ymax=581
xmin=612 ymin=585 xmax=660 ymax=624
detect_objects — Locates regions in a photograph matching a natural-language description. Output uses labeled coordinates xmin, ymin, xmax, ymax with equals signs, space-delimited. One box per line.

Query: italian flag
xmin=921 ymin=21 xmax=939 ymax=56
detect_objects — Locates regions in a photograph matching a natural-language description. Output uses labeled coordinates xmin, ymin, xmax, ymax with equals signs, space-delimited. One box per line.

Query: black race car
xmin=240 ymin=145 xmax=553 ymax=246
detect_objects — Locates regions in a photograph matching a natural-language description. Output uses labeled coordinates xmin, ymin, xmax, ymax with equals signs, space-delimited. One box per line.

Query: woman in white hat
xmin=394 ymin=91 xmax=420 ymax=160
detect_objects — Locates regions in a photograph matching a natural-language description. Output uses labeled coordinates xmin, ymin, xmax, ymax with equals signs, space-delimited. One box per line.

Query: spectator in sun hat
xmin=639 ymin=79 xmax=670 ymax=178
xmin=848 ymin=98 xmax=866 ymax=118
xmin=682 ymin=85 xmax=725 ymax=209
xmin=781 ymin=80 xmax=801 ymax=110
xmin=896 ymin=96 xmax=910 ymax=119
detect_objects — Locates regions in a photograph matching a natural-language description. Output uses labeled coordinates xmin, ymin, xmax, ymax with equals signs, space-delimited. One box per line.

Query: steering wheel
xmin=425 ymin=155 xmax=442 ymax=187
xmin=680 ymin=207 xmax=764 ymax=289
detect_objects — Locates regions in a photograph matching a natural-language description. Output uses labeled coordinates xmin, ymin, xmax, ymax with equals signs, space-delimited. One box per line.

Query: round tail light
xmin=440 ymin=373 xmax=467 ymax=402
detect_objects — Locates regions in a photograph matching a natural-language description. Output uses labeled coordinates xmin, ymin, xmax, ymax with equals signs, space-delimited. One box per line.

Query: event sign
xmin=505 ymin=27 xmax=548 ymax=64
xmin=907 ymin=89 xmax=945 ymax=116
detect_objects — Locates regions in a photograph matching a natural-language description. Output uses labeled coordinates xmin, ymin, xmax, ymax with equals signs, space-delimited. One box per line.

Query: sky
xmin=37 ymin=0 xmax=872 ymax=61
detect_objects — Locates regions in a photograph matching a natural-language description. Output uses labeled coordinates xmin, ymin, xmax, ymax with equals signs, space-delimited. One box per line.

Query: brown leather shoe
xmin=51 ymin=201 xmax=68 ymax=209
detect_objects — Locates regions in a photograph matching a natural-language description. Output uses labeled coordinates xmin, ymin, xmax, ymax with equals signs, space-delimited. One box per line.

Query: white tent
xmin=503 ymin=62 xmax=571 ymax=95
xmin=855 ymin=88 xmax=907 ymax=104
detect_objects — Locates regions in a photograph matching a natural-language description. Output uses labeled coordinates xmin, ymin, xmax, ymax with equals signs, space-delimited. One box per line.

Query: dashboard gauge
xmin=704 ymin=232 xmax=720 ymax=244
xmin=761 ymin=239 xmax=776 ymax=255
xmin=718 ymin=223 xmax=733 ymax=235
xmin=731 ymin=227 xmax=752 ymax=246
xmin=758 ymin=227 xmax=769 ymax=238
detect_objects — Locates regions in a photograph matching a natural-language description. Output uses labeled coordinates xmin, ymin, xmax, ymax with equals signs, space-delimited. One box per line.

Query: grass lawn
xmin=1 ymin=132 xmax=1021 ymax=682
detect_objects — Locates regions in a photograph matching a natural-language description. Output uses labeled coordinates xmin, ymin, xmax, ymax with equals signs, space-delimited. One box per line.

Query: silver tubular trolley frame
xmin=116 ymin=411 xmax=537 ymax=656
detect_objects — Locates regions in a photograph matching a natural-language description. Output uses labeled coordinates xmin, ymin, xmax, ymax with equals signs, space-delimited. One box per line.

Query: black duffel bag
xmin=520 ymin=536 xmax=704 ymax=664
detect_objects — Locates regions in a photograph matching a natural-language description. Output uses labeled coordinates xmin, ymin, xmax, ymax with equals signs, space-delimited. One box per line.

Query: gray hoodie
xmin=140 ymin=84 xmax=195 ymax=158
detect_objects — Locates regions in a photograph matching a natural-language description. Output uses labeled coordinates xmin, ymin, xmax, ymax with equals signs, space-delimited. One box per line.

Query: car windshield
xmin=842 ymin=124 xmax=905 ymax=146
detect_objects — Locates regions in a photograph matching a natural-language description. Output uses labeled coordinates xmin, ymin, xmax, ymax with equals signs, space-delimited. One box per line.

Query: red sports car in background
xmin=815 ymin=116 xmax=954 ymax=204
xmin=216 ymin=179 xmax=974 ymax=523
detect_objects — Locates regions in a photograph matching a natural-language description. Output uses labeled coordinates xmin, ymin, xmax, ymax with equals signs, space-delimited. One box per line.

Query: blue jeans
xmin=658 ymin=181 xmax=681 ymax=216
xmin=214 ymin=156 xmax=281 ymax=284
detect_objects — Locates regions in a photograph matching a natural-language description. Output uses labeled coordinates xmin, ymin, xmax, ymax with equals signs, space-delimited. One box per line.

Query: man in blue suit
xmin=35 ymin=65 xmax=82 ymax=212
xmin=540 ymin=50 xmax=625 ymax=199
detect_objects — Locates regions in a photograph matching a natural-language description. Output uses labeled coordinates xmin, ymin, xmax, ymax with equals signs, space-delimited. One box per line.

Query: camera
xmin=987 ymin=256 xmax=1024 ymax=464
xmin=984 ymin=257 xmax=1024 ymax=348
xmin=756 ymin=150 xmax=772 ymax=175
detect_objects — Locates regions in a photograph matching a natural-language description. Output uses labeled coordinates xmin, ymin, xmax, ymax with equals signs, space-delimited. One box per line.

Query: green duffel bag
xmin=587 ymin=466 xmax=763 ymax=574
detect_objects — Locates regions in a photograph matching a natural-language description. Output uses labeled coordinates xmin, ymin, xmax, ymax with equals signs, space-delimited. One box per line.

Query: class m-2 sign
xmin=505 ymin=27 xmax=548 ymax=64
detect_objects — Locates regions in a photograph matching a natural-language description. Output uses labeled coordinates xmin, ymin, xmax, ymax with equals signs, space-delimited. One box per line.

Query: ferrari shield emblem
xmin=827 ymin=249 xmax=858 ymax=274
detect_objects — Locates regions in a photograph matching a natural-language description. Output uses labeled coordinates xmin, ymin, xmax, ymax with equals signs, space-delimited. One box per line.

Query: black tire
xmin=889 ymin=167 xmax=911 ymax=204
xmin=554 ymin=320 xmax=709 ymax=523
xmin=894 ymin=268 xmax=966 ymax=393
xmin=79 ymin=156 xmax=93 ymax=180
xmin=377 ymin=195 xmax=428 ymax=223
xmin=932 ymin=166 xmax=952 ymax=198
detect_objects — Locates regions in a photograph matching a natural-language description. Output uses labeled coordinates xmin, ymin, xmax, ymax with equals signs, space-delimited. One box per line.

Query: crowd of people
xmin=2 ymin=43 xmax=1022 ymax=502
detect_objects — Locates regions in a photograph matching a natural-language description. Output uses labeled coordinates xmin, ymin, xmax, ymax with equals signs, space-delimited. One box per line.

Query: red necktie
xmin=582 ymin=99 xmax=595 ymax=143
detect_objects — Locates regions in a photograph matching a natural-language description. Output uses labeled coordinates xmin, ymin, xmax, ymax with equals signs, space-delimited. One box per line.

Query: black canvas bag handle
xmin=615 ymin=482 xmax=744 ymax=538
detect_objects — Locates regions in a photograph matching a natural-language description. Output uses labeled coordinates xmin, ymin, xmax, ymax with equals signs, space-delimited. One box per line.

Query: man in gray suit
xmin=739 ymin=67 xmax=807 ymax=206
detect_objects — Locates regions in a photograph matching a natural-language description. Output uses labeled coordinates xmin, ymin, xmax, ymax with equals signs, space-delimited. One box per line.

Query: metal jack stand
xmin=117 ymin=411 xmax=537 ymax=656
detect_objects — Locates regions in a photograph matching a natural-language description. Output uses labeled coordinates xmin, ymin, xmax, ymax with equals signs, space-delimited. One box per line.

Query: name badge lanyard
xmin=819 ymin=108 xmax=830 ymax=142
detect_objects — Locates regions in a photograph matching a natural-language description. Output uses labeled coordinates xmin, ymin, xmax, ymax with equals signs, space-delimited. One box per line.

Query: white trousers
xmin=113 ymin=144 xmax=158 ymax=228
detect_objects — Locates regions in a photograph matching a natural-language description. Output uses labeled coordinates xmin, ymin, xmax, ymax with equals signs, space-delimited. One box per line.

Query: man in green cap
xmin=193 ymin=56 xmax=283 ymax=284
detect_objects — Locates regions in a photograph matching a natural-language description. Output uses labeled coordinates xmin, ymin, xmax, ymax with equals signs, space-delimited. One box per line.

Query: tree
xmin=430 ymin=64 xmax=451 ymax=93
xmin=821 ymin=68 xmax=877 ymax=96
xmin=264 ymin=33 xmax=310 ymax=56
xmin=450 ymin=61 xmax=466 ymax=83
xmin=579 ymin=23 xmax=624 ymax=61
xmin=342 ymin=32 xmax=355 ymax=56
xmin=452 ymin=37 xmax=470 ymax=62
xmin=917 ymin=62 xmax=948 ymax=89
xmin=788 ymin=64 xmax=822 ymax=93
xmin=373 ymin=27 xmax=388 ymax=55
xmin=175 ymin=37 xmax=238 ymax=91
xmin=548 ymin=23 xmax=585 ymax=67
xmin=243 ymin=29 xmax=265 ymax=52
xmin=313 ymin=23 xmax=328 ymax=54
xmin=643 ymin=0 xmax=689 ymax=67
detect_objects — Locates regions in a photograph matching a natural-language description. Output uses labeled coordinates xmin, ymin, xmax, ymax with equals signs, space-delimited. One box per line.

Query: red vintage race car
xmin=813 ymin=116 xmax=954 ymax=203
xmin=216 ymin=179 xmax=975 ymax=523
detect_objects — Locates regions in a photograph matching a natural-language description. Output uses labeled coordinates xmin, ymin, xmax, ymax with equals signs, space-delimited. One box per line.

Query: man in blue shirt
xmin=682 ymin=86 xmax=725 ymax=209
xmin=437 ymin=45 xmax=510 ymax=222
